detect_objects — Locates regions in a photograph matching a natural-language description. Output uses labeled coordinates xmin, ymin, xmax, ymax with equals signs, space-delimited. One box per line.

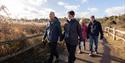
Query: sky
xmin=0 ymin=0 xmax=125 ymax=19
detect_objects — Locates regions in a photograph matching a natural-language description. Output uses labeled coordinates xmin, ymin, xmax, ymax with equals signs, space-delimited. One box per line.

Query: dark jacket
xmin=63 ymin=19 xmax=83 ymax=46
xmin=87 ymin=20 xmax=103 ymax=39
xmin=43 ymin=17 xmax=62 ymax=42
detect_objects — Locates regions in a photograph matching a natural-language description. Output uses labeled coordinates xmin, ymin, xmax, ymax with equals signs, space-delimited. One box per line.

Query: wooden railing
xmin=105 ymin=27 xmax=125 ymax=42
xmin=0 ymin=33 xmax=43 ymax=44
xmin=0 ymin=33 xmax=43 ymax=62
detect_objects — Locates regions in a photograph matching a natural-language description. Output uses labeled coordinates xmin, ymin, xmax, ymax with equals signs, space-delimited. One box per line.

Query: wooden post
xmin=113 ymin=28 xmax=116 ymax=40
xmin=107 ymin=27 xmax=109 ymax=36
xmin=105 ymin=27 xmax=107 ymax=32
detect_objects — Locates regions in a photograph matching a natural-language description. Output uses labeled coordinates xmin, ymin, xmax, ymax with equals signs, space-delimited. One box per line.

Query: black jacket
xmin=87 ymin=20 xmax=104 ymax=39
xmin=63 ymin=19 xmax=83 ymax=46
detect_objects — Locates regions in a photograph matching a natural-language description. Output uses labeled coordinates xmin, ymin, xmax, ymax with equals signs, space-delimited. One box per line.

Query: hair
xmin=50 ymin=11 xmax=55 ymax=16
xmin=68 ymin=10 xmax=75 ymax=16
xmin=79 ymin=17 xmax=86 ymax=25
xmin=91 ymin=15 xmax=95 ymax=19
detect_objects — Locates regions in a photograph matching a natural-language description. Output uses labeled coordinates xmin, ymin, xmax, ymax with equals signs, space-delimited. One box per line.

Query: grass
xmin=0 ymin=20 xmax=46 ymax=56
xmin=100 ymin=14 xmax=125 ymax=31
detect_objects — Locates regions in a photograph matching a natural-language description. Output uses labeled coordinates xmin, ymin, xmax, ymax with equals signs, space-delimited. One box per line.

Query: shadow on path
xmin=100 ymin=38 xmax=125 ymax=63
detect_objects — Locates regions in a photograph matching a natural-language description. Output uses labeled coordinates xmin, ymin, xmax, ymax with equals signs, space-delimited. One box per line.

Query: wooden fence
xmin=0 ymin=33 xmax=43 ymax=62
xmin=105 ymin=27 xmax=125 ymax=42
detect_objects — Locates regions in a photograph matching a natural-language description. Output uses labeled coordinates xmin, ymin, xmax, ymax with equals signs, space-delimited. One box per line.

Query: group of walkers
xmin=43 ymin=10 xmax=104 ymax=63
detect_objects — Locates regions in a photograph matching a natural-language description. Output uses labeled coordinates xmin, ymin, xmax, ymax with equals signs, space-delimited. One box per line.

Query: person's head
xmin=67 ymin=10 xmax=75 ymax=19
xmin=49 ymin=11 xmax=55 ymax=21
xmin=80 ymin=17 xmax=86 ymax=25
xmin=90 ymin=15 xmax=95 ymax=23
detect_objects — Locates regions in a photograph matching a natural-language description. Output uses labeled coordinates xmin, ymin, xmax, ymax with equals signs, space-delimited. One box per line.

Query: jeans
xmin=89 ymin=36 xmax=98 ymax=52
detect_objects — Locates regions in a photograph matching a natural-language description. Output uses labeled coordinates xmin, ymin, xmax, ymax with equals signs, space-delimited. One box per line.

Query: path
xmin=2 ymin=38 xmax=125 ymax=63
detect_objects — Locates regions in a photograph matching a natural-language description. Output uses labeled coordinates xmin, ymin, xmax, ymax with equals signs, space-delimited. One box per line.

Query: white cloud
xmin=0 ymin=0 xmax=52 ymax=19
xmin=77 ymin=8 xmax=98 ymax=18
xmin=58 ymin=1 xmax=65 ymax=6
xmin=88 ymin=8 xmax=98 ymax=12
xmin=105 ymin=6 xmax=125 ymax=16
xmin=75 ymin=0 xmax=88 ymax=3
xmin=57 ymin=1 xmax=80 ymax=11
xmin=21 ymin=8 xmax=55 ymax=19
xmin=64 ymin=5 xmax=80 ymax=10
xmin=81 ymin=0 xmax=88 ymax=3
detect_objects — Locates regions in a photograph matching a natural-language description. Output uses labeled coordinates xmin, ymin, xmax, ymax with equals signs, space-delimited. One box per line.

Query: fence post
xmin=107 ymin=27 xmax=109 ymax=36
xmin=113 ymin=28 xmax=116 ymax=40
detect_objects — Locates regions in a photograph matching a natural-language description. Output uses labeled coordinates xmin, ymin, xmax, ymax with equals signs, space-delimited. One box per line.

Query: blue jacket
xmin=43 ymin=17 xmax=62 ymax=42
xmin=63 ymin=19 xmax=83 ymax=46
xmin=87 ymin=20 xmax=104 ymax=39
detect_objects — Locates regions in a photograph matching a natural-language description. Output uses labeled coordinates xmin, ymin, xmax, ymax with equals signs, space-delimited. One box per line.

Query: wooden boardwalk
xmin=59 ymin=39 xmax=125 ymax=63
xmin=1 ymin=38 xmax=125 ymax=63
xmin=74 ymin=42 xmax=125 ymax=63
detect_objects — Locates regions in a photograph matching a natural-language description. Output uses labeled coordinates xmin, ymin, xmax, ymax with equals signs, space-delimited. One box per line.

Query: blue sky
xmin=0 ymin=0 xmax=125 ymax=19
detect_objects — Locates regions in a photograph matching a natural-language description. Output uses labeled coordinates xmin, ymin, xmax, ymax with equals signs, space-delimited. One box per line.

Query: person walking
xmin=79 ymin=17 xmax=88 ymax=54
xmin=43 ymin=12 xmax=62 ymax=63
xmin=63 ymin=10 xmax=83 ymax=63
xmin=87 ymin=16 xmax=104 ymax=56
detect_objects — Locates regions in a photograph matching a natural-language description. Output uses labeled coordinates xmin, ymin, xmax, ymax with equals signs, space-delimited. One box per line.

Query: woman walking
xmin=79 ymin=17 xmax=88 ymax=54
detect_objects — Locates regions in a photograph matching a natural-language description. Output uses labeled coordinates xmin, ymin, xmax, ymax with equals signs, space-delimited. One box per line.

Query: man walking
xmin=87 ymin=16 xmax=104 ymax=56
xmin=43 ymin=12 xmax=62 ymax=63
xmin=63 ymin=10 xmax=83 ymax=63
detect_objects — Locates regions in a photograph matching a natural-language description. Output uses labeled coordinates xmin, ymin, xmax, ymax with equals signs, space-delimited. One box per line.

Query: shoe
xmin=89 ymin=53 xmax=92 ymax=56
xmin=95 ymin=51 xmax=99 ymax=54
xmin=89 ymin=52 xmax=93 ymax=56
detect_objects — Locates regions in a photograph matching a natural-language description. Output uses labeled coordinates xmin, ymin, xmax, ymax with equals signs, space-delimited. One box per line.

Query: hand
xmin=42 ymin=39 xmax=48 ymax=46
xmin=42 ymin=38 xmax=45 ymax=42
